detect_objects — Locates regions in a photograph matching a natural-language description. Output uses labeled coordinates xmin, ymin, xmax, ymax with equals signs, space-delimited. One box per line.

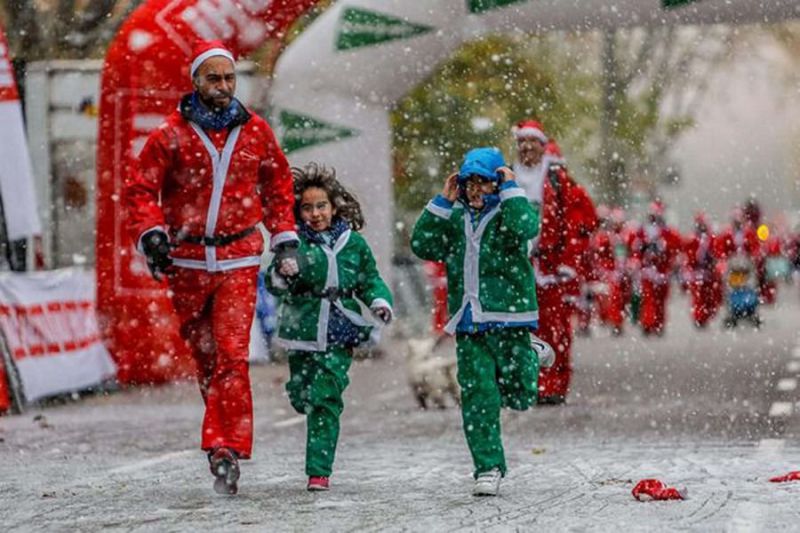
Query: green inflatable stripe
xmin=279 ymin=110 xmax=359 ymax=154
xmin=336 ymin=7 xmax=433 ymax=51
xmin=468 ymin=0 xmax=528 ymax=14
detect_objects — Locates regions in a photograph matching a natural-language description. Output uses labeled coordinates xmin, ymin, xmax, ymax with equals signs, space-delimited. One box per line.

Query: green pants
xmin=286 ymin=347 xmax=352 ymax=477
xmin=456 ymin=328 xmax=538 ymax=478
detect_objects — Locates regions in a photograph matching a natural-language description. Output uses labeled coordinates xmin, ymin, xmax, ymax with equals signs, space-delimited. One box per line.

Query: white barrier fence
xmin=0 ymin=268 xmax=116 ymax=407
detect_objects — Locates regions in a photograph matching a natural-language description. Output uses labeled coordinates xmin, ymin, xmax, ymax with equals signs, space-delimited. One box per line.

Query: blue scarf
xmin=183 ymin=92 xmax=248 ymax=131
xmin=299 ymin=217 xmax=351 ymax=246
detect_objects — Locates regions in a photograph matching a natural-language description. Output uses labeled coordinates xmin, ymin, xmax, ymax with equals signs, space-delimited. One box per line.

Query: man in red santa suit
xmin=592 ymin=206 xmax=632 ymax=335
xmin=575 ymin=205 xmax=608 ymax=337
xmin=683 ymin=212 xmax=722 ymax=328
xmin=512 ymin=120 xmax=597 ymax=404
xmin=124 ymin=41 xmax=299 ymax=495
xmin=630 ymin=201 xmax=682 ymax=336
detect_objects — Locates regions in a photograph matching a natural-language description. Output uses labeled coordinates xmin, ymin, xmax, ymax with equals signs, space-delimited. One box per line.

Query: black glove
xmin=274 ymin=241 xmax=300 ymax=278
xmin=141 ymin=229 xmax=173 ymax=281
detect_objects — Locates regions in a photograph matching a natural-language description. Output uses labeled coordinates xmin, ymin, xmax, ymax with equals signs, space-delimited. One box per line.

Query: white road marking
xmin=787 ymin=361 xmax=800 ymax=373
xmin=108 ymin=449 xmax=195 ymax=475
xmin=776 ymin=378 xmax=797 ymax=392
xmin=757 ymin=438 xmax=785 ymax=453
xmin=273 ymin=415 xmax=305 ymax=428
xmin=768 ymin=402 xmax=794 ymax=418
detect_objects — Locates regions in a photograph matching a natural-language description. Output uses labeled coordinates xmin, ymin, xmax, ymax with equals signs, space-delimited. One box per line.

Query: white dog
xmin=405 ymin=335 xmax=460 ymax=409
xmin=405 ymin=332 xmax=554 ymax=409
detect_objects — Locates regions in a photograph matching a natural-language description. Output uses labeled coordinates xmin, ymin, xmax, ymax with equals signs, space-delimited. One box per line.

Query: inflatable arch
xmin=270 ymin=0 xmax=799 ymax=273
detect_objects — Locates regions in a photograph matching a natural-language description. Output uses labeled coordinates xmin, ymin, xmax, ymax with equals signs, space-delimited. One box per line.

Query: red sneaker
xmin=307 ymin=476 xmax=330 ymax=491
xmin=632 ymin=479 xmax=686 ymax=501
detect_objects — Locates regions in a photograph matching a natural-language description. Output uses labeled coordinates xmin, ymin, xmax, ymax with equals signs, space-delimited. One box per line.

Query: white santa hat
xmin=511 ymin=119 xmax=548 ymax=144
xmin=190 ymin=40 xmax=235 ymax=78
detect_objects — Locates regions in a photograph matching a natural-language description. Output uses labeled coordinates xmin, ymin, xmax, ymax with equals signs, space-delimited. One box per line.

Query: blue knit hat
xmin=458 ymin=147 xmax=506 ymax=183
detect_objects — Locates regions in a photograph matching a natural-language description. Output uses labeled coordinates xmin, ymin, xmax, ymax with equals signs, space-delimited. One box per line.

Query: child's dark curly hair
xmin=292 ymin=163 xmax=365 ymax=231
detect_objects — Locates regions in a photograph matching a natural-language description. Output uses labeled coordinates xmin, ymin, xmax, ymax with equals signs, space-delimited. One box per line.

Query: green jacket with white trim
xmin=266 ymin=226 xmax=392 ymax=352
xmin=410 ymin=181 xmax=539 ymax=335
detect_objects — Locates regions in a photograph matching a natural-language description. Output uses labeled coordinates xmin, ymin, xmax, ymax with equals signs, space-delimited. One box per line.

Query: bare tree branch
xmin=1 ymin=0 xmax=42 ymax=54
xmin=621 ymin=28 xmax=656 ymax=88
xmin=1 ymin=0 xmax=144 ymax=59
xmin=75 ymin=0 xmax=117 ymax=33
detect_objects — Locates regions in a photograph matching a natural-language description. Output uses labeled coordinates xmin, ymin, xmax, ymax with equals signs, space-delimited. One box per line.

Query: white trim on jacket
xmin=443 ymin=206 xmax=539 ymax=335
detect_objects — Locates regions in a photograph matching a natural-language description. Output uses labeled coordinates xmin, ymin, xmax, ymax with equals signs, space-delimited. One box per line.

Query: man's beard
xmin=519 ymin=150 xmax=542 ymax=167
xmin=202 ymin=88 xmax=233 ymax=111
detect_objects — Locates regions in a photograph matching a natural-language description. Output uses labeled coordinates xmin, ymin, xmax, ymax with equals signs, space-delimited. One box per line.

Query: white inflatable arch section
xmin=271 ymin=0 xmax=797 ymax=273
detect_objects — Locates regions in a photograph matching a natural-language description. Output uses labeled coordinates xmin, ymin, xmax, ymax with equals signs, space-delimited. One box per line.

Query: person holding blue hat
xmin=410 ymin=147 xmax=551 ymax=496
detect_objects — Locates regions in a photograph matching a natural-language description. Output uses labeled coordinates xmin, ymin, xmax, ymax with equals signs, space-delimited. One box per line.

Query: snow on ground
xmin=1 ymin=291 xmax=800 ymax=531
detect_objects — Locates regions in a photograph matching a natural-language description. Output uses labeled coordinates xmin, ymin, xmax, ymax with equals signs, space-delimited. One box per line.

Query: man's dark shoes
xmin=538 ymin=394 xmax=566 ymax=406
xmin=208 ymin=447 xmax=240 ymax=495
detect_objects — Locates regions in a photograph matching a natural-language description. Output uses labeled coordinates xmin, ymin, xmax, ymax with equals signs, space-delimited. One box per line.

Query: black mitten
xmin=141 ymin=229 xmax=173 ymax=280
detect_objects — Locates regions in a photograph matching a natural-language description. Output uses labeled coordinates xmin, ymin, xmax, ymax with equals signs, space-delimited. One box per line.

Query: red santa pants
xmin=596 ymin=273 xmax=628 ymax=331
xmin=690 ymin=273 xmax=722 ymax=327
xmin=640 ymin=279 xmax=670 ymax=335
xmin=536 ymin=283 xmax=574 ymax=399
xmin=169 ymin=266 xmax=258 ymax=459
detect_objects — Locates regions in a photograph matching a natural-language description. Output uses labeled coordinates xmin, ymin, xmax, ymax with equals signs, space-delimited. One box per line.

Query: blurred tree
xmin=391 ymin=34 xmax=598 ymax=214
xmin=393 ymin=27 xmax=735 ymax=220
xmin=0 ymin=0 xmax=144 ymax=60
xmin=595 ymin=26 xmax=735 ymax=205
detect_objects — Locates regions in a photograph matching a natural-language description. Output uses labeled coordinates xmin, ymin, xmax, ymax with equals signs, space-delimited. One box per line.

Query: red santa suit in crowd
xmin=424 ymin=260 xmax=449 ymax=334
xmin=714 ymin=214 xmax=761 ymax=264
xmin=125 ymin=42 xmax=298 ymax=461
xmin=630 ymin=202 xmax=681 ymax=336
xmin=742 ymin=199 xmax=776 ymax=304
xmin=575 ymin=206 xmax=607 ymax=336
xmin=592 ymin=207 xmax=632 ymax=334
xmin=513 ymin=120 xmax=597 ymax=403
xmin=683 ymin=213 xmax=722 ymax=327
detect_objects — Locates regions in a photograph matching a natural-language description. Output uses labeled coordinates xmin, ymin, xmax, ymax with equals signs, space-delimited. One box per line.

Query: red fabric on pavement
xmin=632 ymin=478 xmax=686 ymax=501
xmin=769 ymin=471 xmax=800 ymax=483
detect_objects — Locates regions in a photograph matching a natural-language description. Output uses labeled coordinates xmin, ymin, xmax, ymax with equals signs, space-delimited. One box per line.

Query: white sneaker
xmin=530 ymin=334 xmax=555 ymax=368
xmin=473 ymin=468 xmax=502 ymax=496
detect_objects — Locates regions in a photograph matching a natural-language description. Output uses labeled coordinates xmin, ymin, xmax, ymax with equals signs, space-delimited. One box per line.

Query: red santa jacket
xmin=537 ymin=164 xmax=598 ymax=281
xmin=631 ymin=223 xmax=682 ymax=282
xmin=125 ymin=102 xmax=297 ymax=272
xmin=684 ymin=231 xmax=717 ymax=271
xmin=714 ymin=226 xmax=761 ymax=261
xmin=591 ymin=228 xmax=616 ymax=272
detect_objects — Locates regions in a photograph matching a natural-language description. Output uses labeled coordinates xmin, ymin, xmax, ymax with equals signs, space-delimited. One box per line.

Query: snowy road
xmin=2 ymin=291 xmax=800 ymax=531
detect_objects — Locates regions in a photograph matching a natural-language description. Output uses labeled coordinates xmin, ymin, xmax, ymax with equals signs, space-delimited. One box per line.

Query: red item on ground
xmin=769 ymin=471 xmax=800 ymax=483
xmin=632 ymin=479 xmax=686 ymax=501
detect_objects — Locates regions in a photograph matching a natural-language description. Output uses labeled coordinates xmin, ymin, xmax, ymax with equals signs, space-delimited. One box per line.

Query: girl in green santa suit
xmin=267 ymin=163 xmax=393 ymax=492
xmin=411 ymin=147 xmax=552 ymax=497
